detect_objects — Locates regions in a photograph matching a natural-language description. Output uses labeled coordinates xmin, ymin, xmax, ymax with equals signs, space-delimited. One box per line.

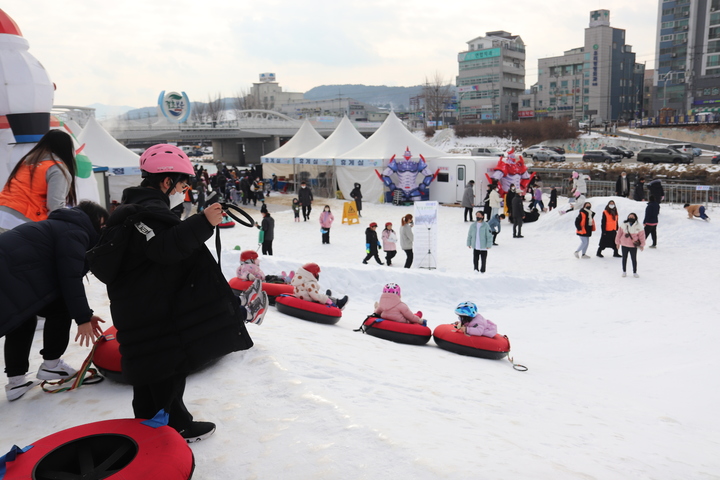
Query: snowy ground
xmin=1 ymin=194 xmax=719 ymax=479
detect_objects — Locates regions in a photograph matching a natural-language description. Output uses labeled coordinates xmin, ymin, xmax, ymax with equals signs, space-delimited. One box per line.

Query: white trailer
xmin=428 ymin=156 xmax=499 ymax=205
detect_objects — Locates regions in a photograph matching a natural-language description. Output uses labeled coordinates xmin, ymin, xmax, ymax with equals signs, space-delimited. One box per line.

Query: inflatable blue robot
xmin=377 ymin=147 xmax=438 ymax=202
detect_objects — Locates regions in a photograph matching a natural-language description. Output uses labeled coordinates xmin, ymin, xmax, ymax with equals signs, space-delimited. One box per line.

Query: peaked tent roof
xmin=77 ymin=117 xmax=139 ymax=168
xmin=261 ymin=119 xmax=324 ymax=159
xmin=337 ymin=111 xmax=447 ymax=160
xmin=296 ymin=116 xmax=366 ymax=160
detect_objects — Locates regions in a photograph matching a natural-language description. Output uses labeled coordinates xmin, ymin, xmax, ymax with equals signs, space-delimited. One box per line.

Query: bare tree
xmin=231 ymin=89 xmax=253 ymax=124
xmin=190 ymin=101 xmax=207 ymax=125
xmin=422 ymin=72 xmax=454 ymax=128
xmin=205 ymin=92 xmax=224 ymax=127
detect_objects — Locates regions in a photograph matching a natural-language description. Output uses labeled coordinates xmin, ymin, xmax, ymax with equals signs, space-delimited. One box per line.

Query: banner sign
xmin=295 ymin=157 xmax=333 ymax=166
xmin=458 ymin=48 xmax=500 ymax=62
xmin=413 ymin=201 xmax=439 ymax=269
xmin=157 ymin=91 xmax=191 ymax=124
xmin=109 ymin=167 xmax=143 ymax=176
xmin=334 ymin=158 xmax=384 ymax=167
xmin=261 ymin=157 xmax=293 ymax=164
xmin=457 ymin=85 xmax=481 ymax=93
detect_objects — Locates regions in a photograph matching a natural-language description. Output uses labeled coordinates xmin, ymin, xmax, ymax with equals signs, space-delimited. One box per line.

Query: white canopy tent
xmin=77 ymin=117 xmax=140 ymax=205
xmin=336 ymin=112 xmax=449 ymax=203
xmin=294 ymin=116 xmax=366 ymax=198
xmin=261 ymin=119 xmax=324 ymax=178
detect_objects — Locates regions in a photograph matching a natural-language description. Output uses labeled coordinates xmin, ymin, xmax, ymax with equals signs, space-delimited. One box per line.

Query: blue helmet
xmin=455 ymin=301 xmax=478 ymax=318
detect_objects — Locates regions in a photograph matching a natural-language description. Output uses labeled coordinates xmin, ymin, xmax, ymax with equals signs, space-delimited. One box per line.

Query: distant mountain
xmin=85 ymin=103 xmax=137 ymax=120
xmin=304 ymin=85 xmax=425 ymax=111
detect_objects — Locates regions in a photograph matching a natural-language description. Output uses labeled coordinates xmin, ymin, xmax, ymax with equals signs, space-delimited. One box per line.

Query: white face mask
xmin=169 ymin=191 xmax=185 ymax=209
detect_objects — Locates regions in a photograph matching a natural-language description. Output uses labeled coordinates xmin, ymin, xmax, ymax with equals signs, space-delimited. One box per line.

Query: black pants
xmin=472 ymin=249 xmax=488 ymax=272
xmin=4 ymin=298 xmax=72 ymax=377
xmin=644 ymin=225 xmax=657 ymax=247
xmin=404 ymin=249 xmax=413 ymax=268
xmin=322 ymin=228 xmax=330 ymax=244
xmin=492 ymin=232 xmax=498 ymax=244
xmin=385 ymin=250 xmax=397 ymax=265
xmin=464 ymin=207 xmax=473 ymax=222
xmin=261 ymin=240 xmax=273 ymax=256
xmin=513 ymin=223 xmax=522 ymax=237
xmin=133 ymin=373 xmax=193 ymax=431
xmin=302 ymin=205 xmax=311 ymax=221
xmin=621 ymin=246 xmax=638 ymax=273
xmin=363 ymin=249 xmax=383 ymax=264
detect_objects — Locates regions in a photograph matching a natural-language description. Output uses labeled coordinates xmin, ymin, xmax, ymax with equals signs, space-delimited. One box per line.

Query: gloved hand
xmin=365 ymin=243 xmax=370 ymax=253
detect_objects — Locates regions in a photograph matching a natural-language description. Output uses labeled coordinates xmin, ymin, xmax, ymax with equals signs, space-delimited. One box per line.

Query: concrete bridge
xmin=106 ymin=110 xmax=381 ymax=165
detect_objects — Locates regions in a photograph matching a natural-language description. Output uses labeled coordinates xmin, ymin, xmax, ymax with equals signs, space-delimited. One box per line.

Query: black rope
xmin=214 ymin=203 xmax=255 ymax=267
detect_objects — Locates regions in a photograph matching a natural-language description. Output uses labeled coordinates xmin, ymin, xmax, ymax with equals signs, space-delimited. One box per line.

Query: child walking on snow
xmin=292 ymin=198 xmax=300 ymax=222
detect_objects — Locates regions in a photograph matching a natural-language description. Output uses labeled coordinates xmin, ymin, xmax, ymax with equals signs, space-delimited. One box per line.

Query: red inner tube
xmin=433 ymin=323 xmax=509 ymax=359
xmin=228 ymin=278 xmax=294 ymax=297
xmin=362 ymin=317 xmax=432 ymax=346
xmin=4 ymin=419 xmax=194 ymax=479
xmin=93 ymin=326 xmax=122 ymax=375
xmin=275 ymin=295 xmax=342 ymax=325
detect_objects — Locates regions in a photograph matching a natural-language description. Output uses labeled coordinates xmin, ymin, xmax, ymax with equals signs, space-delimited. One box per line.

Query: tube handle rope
xmin=40 ymin=336 xmax=105 ymax=393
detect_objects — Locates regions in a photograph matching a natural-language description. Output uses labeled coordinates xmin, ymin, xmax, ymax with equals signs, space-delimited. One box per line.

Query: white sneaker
xmin=581 ymin=255 xmax=591 ymax=259
xmin=37 ymin=358 xmax=77 ymax=381
xmin=573 ymin=251 xmax=579 ymax=258
xmin=622 ymin=272 xmax=627 ymax=277
xmin=238 ymin=278 xmax=262 ymax=307
xmin=246 ymin=291 xmax=269 ymax=325
xmin=633 ymin=273 xmax=639 ymax=278
xmin=5 ymin=376 xmax=41 ymax=401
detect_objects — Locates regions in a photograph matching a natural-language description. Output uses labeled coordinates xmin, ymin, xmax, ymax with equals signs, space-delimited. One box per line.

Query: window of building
xmin=661 ymin=34 xmax=674 ymax=41
xmin=584 ymin=88 xmax=589 ymax=94
xmin=662 ymin=21 xmax=675 ymax=28
xmin=707 ymin=54 xmax=720 ymax=68
xmin=710 ymin=27 xmax=720 ymax=40
xmin=522 ymin=99 xmax=530 ymax=107
xmin=549 ymin=82 xmax=556 ymax=89
xmin=583 ymin=97 xmax=589 ymax=103
xmin=584 ymin=79 xmax=589 ymax=86
xmin=561 ymin=80 xmax=568 ymax=87
xmin=711 ymin=12 xmax=720 ymax=26
xmin=709 ymin=40 xmax=720 ymax=53
xmin=538 ymin=100 xmax=543 ymax=106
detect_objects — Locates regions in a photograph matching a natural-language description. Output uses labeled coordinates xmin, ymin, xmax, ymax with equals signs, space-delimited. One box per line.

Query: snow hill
xmin=1 ymin=194 xmax=718 ymax=479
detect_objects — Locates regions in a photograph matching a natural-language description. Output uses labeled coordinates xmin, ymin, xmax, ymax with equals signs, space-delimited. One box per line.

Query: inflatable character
xmin=376 ymin=147 xmax=438 ymax=202
xmin=485 ymin=148 xmax=533 ymax=196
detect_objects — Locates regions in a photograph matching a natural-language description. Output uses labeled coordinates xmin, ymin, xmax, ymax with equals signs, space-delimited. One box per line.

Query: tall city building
xmin=526 ymin=10 xmax=644 ymax=123
xmin=655 ymin=0 xmax=720 ymax=115
xmin=456 ymin=31 xmax=526 ymax=123
xmin=247 ymin=73 xmax=303 ymax=111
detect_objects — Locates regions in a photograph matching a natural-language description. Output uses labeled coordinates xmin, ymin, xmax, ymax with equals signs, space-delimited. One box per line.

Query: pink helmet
xmin=383 ymin=283 xmax=401 ymax=296
xmin=139 ymin=144 xmax=194 ymax=175
xmin=572 ymin=171 xmax=579 ymax=179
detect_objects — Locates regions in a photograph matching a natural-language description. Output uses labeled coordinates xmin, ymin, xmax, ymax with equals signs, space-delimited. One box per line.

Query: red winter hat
xmin=240 ymin=250 xmax=258 ymax=263
xmin=369 ymin=222 xmax=378 ymax=227
xmin=302 ymin=262 xmax=321 ymax=278
xmin=385 ymin=222 xmax=392 ymax=227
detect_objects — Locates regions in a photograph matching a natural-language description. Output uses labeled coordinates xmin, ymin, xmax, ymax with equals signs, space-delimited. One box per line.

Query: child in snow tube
xmin=235 ymin=250 xmax=293 ymax=284
xmin=454 ymin=301 xmax=497 ymax=337
xmin=291 ymin=262 xmax=348 ymax=309
xmin=373 ymin=283 xmax=425 ymax=326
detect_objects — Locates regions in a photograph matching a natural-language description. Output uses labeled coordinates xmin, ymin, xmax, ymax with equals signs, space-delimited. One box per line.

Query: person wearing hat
xmin=350 ymin=182 xmax=363 ymax=217
xmin=362 ymin=222 xmax=383 ymax=265
xmin=461 ymin=180 xmax=475 ymax=222
xmin=291 ymin=262 xmax=348 ymax=309
xmin=381 ymin=222 xmax=398 ymax=266
xmin=255 ymin=208 xmax=274 ymax=255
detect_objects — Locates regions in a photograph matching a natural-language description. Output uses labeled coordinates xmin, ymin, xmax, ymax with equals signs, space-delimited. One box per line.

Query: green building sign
xmin=459 ymin=48 xmax=501 ymax=62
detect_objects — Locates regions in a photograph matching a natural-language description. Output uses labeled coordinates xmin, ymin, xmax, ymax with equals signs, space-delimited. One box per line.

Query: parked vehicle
xmin=522 ymin=145 xmax=544 ymax=157
xmin=471 ymin=147 xmax=506 ymax=157
xmin=637 ymin=148 xmax=692 ymax=164
xmin=693 ymin=147 xmax=702 ymax=157
xmin=712 ymin=153 xmax=719 ymax=165
xmin=530 ymin=148 xmax=565 ymax=162
xmin=582 ymin=150 xmax=622 ymax=163
xmin=616 ymin=146 xmax=634 ymax=158
xmin=600 ymin=146 xmax=628 ymax=158
xmin=546 ymin=146 xmax=566 ymax=155
xmin=668 ymin=144 xmax=694 ymax=156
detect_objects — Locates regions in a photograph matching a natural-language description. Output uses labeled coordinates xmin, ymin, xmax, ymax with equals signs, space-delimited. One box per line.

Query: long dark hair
xmin=5 ymin=130 xmax=78 ymax=206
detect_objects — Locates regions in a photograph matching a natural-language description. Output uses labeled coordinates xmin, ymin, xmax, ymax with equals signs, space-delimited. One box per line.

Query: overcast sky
xmin=5 ymin=1 xmax=659 ymax=108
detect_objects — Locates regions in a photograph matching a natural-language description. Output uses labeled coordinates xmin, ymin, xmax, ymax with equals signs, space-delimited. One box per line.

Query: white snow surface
xmin=2 ymin=196 xmax=719 ymax=479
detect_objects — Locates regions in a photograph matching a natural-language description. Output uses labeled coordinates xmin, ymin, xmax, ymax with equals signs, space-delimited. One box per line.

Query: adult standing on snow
xmin=596 ymin=201 xmax=621 ymax=258
xmin=350 ymin=182 xmax=363 ymax=217
xmin=319 ymin=205 xmax=334 ymax=244
xmin=573 ymin=201 xmax=595 ymax=258
xmin=616 ymin=212 xmax=646 ymax=277
xmin=488 ymin=184 xmax=502 ymax=220
xmin=461 ymin=180 xmax=475 ymax=222
xmin=256 ymin=209 xmax=275 ymax=255
xmin=615 ymin=172 xmax=630 ymax=198
xmin=504 ymin=185 xmax=517 ymax=222
xmin=633 ymin=177 xmax=645 ymax=202
xmin=1 ymin=202 xmax=108 ymax=401
xmin=643 ymin=196 xmax=660 ymax=248
xmin=400 ymin=214 xmax=414 ymax=268
xmin=511 ymin=193 xmax=524 ymax=238
xmin=466 ymin=211 xmax=493 ymax=273
xmin=298 ymin=181 xmax=313 ymax=221
xmin=362 ymin=222 xmax=383 ymax=265
xmin=381 ymin=222 xmax=398 ymax=266
xmin=647 ymin=179 xmax=664 ymax=203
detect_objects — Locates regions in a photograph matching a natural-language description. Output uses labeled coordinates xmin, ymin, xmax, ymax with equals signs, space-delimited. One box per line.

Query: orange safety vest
xmin=0 ymin=159 xmax=64 ymax=221
xmin=603 ymin=210 xmax=618 ymax=231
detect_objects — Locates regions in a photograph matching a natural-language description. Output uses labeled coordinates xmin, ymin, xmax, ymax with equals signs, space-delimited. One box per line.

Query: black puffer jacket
xmin=101 ymin=187 xmax=253 ymax=386
xmin=0 ymin=208 xmax=97 ymax=337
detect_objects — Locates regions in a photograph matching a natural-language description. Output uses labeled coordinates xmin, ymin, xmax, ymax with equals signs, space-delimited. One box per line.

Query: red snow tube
xmin=360 ymin=317 xmax=431 ymax=345
xmin=92 ymin=326 xmax=125 ymax=383
xmin=275 ymin=295 xmax=342 ymax=325
xmin=228 ymin=277 xmax=294 ymax=302
xmin=432 ymin=323 xmax=510 ymax=360
xmin=2 ymin=418 xmax=194 ymax=479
